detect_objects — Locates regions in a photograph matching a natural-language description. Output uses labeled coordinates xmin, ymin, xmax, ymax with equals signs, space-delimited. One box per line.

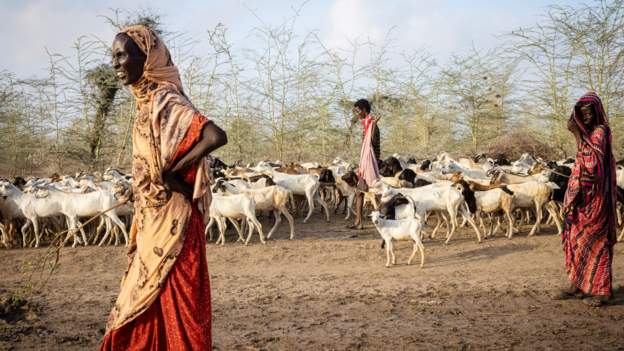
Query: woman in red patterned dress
xmin=554 ymin=92 xmax=616 ymax=307
xmin=100 ymin=25 xmax=227 ymax=350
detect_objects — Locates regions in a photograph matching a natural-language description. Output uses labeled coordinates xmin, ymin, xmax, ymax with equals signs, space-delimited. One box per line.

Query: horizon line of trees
xmin=1 ymin=1 xmax=624 ymax=176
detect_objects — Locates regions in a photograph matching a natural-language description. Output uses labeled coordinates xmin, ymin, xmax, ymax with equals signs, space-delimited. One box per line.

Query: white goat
xmin=334 ymin=176 xmax=356 ymax=220
xmin=473 ymin=188 xmax=515 ymax=238
xmin=219 ymin=182 xmax=295 ymax=240
xmin=0 ymin=182 xmax=128 ymax=247
xmin=379 ymin=183 xmax=482 ymax=244
xmin=506 ymin=181 xmax=561 ymax=237
xmin=207 ymin=193 xmax=264 ymax=245
xmin=370 ymin=211 xmax=425 ymax=267
xmin=268 ymin=171 xmax=330 ymax=223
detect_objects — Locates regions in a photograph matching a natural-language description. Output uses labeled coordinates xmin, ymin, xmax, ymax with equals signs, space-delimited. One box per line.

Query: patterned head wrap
xmin=119 ymin=25 xmax=184 ymax=106
xmin=570 ymin=92 xmax=610 ymax=138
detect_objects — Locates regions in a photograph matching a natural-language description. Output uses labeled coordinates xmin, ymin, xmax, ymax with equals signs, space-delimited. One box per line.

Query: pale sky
xmin=1 ymin=0 xmax=585 ymax=78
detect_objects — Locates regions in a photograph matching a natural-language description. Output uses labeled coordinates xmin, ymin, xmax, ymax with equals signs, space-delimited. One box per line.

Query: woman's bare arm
xmin=163 ymin=121 xmax=228 ymax=200
xmin=171 ymin=121 xmax=228 ymax=173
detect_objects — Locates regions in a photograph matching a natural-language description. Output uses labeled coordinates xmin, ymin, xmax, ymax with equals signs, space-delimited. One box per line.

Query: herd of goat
xmin=1 ymin=152 xmax=624 ymax=267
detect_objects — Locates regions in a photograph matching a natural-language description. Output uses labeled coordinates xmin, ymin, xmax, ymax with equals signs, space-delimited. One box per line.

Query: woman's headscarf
xmin=570 ymin=92 xmax=615 ymax=173
xmin=571 ymin=92 xmax=610 ymax=139
xmin=118 ymin=25 xmax=197 ymax=169
xmin=119 ymin=25 xmax=184 ymax=106
xmin=118 ymin=24 xmax=212 ymax=206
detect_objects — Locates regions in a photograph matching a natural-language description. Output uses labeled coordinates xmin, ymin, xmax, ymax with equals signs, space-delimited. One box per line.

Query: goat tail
xmin=500 ymin=185 xmax=514 ymax=196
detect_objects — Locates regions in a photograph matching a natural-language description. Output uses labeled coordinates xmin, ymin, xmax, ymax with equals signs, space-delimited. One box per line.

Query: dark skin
xmin=567 ymin=102 xmax=596 ymax=144
xmin=580 ymin=104 xmax=596 ymax=129
xmin=352 ymin=106 xmax=381 ymax=124
xmin=353 ymin=106 xmax=367 ymax=121
xmin=112 ymin=33 xmax=146 ymax=86
xmin=112 ymin=34 xmax=228 ymax=201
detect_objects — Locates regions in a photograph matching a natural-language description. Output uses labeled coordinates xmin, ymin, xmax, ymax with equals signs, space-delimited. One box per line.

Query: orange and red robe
xmin=100 ymin=115 xmax=212 ymax=351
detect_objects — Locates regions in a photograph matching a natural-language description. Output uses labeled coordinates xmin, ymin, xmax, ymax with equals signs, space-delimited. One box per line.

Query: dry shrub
xmin=483 ymin=130 xmax=560 ymax=160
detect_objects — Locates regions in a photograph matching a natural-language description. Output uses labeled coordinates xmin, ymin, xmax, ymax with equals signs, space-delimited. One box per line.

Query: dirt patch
xmin=0 ymin=291 xmax=51 ymax=351
xmin=0 ymin=213 xmax=623 ymax=350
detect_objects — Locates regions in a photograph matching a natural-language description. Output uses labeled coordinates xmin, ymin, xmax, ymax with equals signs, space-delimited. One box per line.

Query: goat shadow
xmin=425 ymin=242 xmax=537 ymax=268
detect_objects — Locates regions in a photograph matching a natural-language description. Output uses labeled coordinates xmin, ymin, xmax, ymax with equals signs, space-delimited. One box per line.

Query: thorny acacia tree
xmin=510 ymin=0 xmax=624 ymax=156
xmin=2 ymin=1 xmax=624 ymax=177
xmin=441 ymin=48 xmax=516 ymax=153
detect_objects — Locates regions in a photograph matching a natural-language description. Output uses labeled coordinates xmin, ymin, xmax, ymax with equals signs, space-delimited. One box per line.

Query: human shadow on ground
xmin=607 ymin=286 xmax=624 ymax=306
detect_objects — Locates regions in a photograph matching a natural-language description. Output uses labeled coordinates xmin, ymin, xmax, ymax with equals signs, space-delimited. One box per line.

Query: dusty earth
xmin=1 ymin=212 xmax=623 ymax=351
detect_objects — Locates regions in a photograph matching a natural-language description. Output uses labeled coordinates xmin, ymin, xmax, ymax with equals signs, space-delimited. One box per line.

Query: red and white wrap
xmin=358 ymin=115 xmax=380 ymax=187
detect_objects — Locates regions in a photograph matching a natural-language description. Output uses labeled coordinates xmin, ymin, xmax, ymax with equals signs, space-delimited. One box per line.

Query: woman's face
xmin=111 ymin=34 xmax=146 ymax=85
xmin=580 ymin=104 xmax=595 ymax=128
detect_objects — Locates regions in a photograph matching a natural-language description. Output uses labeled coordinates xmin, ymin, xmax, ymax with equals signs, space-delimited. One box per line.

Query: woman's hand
xmin=163 ymin=171 xmax=193 ymax=201
xmin=567 ymin=117 xmax=581 ymax=143
xmin=566 ymin=117 xmax=577 ymax=132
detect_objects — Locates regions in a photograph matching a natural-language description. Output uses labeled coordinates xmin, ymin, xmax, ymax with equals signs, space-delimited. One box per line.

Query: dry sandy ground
xmin=1 ymin=213 xmax=623 ymax=351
